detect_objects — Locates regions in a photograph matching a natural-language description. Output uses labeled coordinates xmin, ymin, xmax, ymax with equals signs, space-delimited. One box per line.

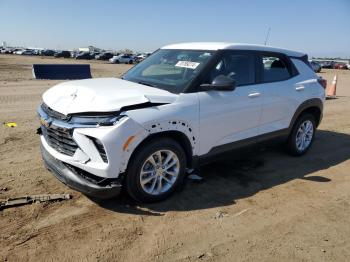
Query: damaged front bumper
xmin=41 ymin=145 xmax=122 ymax=199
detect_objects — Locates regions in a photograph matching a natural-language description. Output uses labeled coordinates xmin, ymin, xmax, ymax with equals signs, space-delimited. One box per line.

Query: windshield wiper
xmin=137 ymin=81 xmax=157 ymax=88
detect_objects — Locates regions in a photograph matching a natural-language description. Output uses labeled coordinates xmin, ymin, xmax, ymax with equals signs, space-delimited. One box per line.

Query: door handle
xmin=248 ymin=92 xmax=261 ymax=98
xmin=295 ymin=86 xmax=305 ymax=91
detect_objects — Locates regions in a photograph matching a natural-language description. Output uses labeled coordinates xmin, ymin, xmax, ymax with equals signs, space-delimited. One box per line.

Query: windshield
xmin=122 ymin=49 xmax=214 ymax=94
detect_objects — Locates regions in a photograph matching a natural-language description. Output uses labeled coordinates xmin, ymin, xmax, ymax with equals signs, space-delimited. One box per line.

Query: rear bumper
xmin=41 ymin=145 xmax=122 ymax=199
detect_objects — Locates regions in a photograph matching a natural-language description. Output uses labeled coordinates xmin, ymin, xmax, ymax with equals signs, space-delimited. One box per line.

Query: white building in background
xmin=78 ymin=46 xmax=101 ymax=52
xmin=28 ymin=47 xmax=44 ymax=51
xmin=2 ymin=41 xmax=7 ymax=48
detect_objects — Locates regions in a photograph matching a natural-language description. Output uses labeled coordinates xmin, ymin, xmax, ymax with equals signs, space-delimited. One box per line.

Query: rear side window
xmin=260 ymin=55 xmax=292 ymax=82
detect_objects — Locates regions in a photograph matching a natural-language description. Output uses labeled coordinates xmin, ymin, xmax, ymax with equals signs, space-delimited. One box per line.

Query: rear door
xmin=197 ymin=50 xmax=262 ymax=155
xmin=255 ymin=52 xmax=301 ymax=135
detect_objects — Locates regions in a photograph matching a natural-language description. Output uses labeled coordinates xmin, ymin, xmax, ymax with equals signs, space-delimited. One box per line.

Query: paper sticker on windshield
xmin=175 ymin=61 xmax=200 ymax=69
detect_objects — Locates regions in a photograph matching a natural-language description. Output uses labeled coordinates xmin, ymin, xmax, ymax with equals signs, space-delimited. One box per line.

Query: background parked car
xmin=21 ymin=50 xmax=35 ymax=55
xmin=75 ymin=52 xmax=94 ymax=60
xmin=9 ymin=48 xmax=21 ymax=54
xmin=14 ymin=49 xmax=26 ymax=55
xmin=4 ymin=48 xmax=14 ymax=54
xmin=109 ymin=54 xmax=134 ymax=64
xmin=70 ymin=51 xmax=80 ymax=58
xmin=90 ymin=51 xmax=100 ymax=58
xmin=95 ymin=52 xmax=114 ymax=60
xmin=134 ymin=53 xmax=149 ymax=63
xmin=333 ymin=62 xmax=348 ymax=70
xmin=54 ymin=51 xmax=71 ymax=58
xmin=41 ymin=49 xmax=56 ymax=56
xmin=320 ymin=61 xmax=334 ymax=69
xmin=1 ymin=48 xmax=11 ymax=54
xmin=32 ymin=50 xmax=42 ymax=55
xmin=310 ymin=61 xmax=321 ymax=73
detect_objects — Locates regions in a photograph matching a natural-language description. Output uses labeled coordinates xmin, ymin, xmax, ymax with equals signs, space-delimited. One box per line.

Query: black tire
xmin=286 ymin=113 xmax=316 ymax=156
xmin=129 ymin=60 xmax=134 ymax=64
xmin=125 ymin=138 xmax=186 ymax=203
xmin=115 ymin=60 xmax=120 ymax=64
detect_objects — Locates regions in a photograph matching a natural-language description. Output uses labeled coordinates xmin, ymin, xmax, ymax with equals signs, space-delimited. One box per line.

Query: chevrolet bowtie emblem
xmin=70 ymin=90 xmax=78 ymax=99
xmin=40 ymin=117 xmax=52 ymax=128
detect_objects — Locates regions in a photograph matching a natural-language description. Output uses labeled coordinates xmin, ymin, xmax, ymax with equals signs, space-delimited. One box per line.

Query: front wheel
xmin=125 ymin=138 xmax=186 ymax=203
xmin=286 ymin=113 xmax=316 ymax=156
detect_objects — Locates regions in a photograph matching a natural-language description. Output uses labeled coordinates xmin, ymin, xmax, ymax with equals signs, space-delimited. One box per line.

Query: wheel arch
xmin=289 ymin=98 xmax=323 ymax=130
xmin=127 ymin=130 xmax=194 ymax=170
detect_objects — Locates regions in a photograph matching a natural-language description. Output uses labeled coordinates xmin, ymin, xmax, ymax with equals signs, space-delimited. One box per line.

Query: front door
xmin=197 ymin=51 xmax=262 ymax=155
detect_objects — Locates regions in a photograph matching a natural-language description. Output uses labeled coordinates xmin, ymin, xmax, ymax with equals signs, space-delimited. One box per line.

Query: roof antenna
xmin=264 ymin=27 xmax=271 ymax=46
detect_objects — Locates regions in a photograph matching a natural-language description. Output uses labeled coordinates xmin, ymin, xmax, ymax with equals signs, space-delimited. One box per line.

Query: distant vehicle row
xmin=308 ymin=60 xmax=350 ymax=71
xmin=1 ymin=48 xmax=347 ymax=69
xmin=0 ymin=47 xmax=151 ymax=63
xmin=317 ymin=60 xmax=350 ymax=70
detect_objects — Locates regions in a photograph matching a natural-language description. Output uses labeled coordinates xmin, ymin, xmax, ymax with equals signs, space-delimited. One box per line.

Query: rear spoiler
xmin=289 ymin=54 xmax=313 ymax=69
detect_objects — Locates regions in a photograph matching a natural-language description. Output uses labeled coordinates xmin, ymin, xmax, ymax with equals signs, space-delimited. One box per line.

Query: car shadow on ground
xmin=94 ymin=130 xmax=350 ymax=216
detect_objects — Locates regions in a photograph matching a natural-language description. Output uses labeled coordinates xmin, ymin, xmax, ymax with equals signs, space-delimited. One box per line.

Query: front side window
xmin=203 ymin=52 xmax=255 ymax=86
xmin=123 ymin=49 xmax=214 ymax=94
xmin=260 ymin=55 xmax=291 ymax=82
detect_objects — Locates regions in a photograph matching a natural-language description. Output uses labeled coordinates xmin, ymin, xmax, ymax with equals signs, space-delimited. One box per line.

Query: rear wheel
xmin=125 ymin=138 xmax=186 ymax=203
xmin=286 ymin=113 xmax=316 ymax=156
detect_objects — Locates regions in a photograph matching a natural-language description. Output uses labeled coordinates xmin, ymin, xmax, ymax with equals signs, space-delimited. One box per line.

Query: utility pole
xmin=264 ymin=27 xmax=271 ymax=46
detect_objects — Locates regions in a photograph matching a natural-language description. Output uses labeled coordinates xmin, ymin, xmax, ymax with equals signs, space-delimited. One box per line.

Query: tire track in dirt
xmin=0 ymin=94 xmax=41 ymax=104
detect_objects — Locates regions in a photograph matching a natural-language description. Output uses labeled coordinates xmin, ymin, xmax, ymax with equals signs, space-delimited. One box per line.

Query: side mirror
xmin=200 ymin=75 xmax=236 ymax=91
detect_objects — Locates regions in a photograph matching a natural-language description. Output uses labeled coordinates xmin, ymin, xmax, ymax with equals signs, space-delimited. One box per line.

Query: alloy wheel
xmin=295 ymin=120 xmax=314 ymax=151
xmin=139 ymin=150 xmax=180 ymax=195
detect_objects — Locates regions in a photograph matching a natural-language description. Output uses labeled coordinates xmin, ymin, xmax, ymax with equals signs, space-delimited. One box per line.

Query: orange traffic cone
xmin=327 ymin=75 xmax=337 ymax=99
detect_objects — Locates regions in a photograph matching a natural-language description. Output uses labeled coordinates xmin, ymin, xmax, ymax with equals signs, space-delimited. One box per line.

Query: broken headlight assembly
xmin=68 ymin=114 xmax=126 ymax=126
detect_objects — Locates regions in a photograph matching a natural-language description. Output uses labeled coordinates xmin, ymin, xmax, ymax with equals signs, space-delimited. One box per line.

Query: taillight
xmin=318 ymin=78 xmax=327 ymax=89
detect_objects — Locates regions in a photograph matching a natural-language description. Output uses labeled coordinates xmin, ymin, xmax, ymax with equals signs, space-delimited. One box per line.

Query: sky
xmin=1 ymin=0 xmax=349 ymax=57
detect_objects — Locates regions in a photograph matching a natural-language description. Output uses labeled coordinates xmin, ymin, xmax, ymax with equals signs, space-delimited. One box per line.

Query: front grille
xmin=41 ymin=124 xmax=78 ymax=156
xmin=40 ymin=104 xmax=107 ymax=162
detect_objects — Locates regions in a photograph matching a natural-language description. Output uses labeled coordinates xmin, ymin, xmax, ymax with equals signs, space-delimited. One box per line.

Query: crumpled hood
xmin=42 ymin=78 xmax=178 ymax=115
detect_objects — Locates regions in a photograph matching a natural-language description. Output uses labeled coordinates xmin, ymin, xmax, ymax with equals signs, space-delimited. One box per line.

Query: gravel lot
xmin=0 ymin=54 xmax=349 ymax=262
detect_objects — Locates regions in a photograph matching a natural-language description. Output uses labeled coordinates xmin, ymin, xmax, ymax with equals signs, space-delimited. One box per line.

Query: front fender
xmin=119 ymin=119 xmax=198 ymax=173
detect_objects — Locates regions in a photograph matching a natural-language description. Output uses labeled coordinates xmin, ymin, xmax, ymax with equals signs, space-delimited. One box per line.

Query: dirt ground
xmin=0 ymin=54 xmax=349 ymax=262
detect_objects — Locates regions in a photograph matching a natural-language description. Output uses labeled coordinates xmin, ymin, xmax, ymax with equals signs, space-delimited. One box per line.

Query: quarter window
xmin=261 ymin=55 xmax=291 ymax=82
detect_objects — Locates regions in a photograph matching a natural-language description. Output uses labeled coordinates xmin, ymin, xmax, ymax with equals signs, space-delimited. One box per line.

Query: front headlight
xmin=69 ymin=114 xmax=126 ymax=126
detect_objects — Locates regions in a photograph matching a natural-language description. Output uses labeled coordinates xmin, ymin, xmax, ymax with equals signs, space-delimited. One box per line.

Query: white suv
xmin=109 ymin=54 xmax=134 ymax=64
xmin=38 ymin=42 xmax=325 ymax=202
